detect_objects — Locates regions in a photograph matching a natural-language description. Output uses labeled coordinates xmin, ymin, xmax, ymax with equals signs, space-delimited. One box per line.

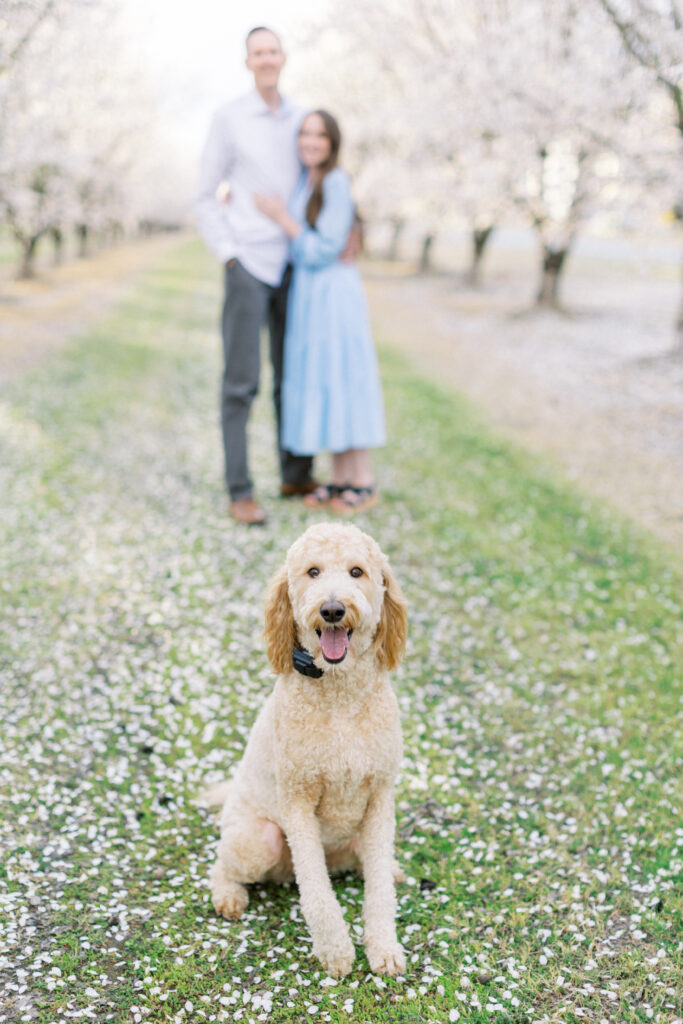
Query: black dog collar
xmin=292 ymin=646 xmax=323 ymax=679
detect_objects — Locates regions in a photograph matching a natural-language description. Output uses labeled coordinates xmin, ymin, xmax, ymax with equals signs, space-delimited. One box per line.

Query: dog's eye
xmin=307 ymin=567 xmax=320 ymax=578
xmin=349 ymin=566 xmax=363 ymax=578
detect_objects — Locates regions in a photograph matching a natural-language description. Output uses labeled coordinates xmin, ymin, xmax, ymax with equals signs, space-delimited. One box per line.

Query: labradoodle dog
xmin=205 ymin=522 xmax=408 ymax=978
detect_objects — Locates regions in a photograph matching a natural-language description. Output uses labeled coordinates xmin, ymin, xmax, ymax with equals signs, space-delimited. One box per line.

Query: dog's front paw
xmin=366 ymin=941 xmax=406 ymax=977
xmin=210 ymin=871 xmax=249 ymax=920
xmin=314 ymin=933 xmax=355 ymax=978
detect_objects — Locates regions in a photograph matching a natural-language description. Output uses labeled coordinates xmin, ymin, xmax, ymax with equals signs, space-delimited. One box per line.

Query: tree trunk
xmin=76 ymin=223 xmax=88 ymax=258
xmin=674 ymin=267 xmax=683 ymax=355
xmin=466 ymin=225 xmax=495 ymax=286
xmin=50 ymin=225 xmax=63 ymax=265
xmin=17 ymin=235 xmax=40 ymax=279
xmin=536 ymin=244 xmax=570 ymax=308
xmin=386 ymin=218 xmax=405 ymax=260
xmin=672 ymin=217 xmax=683 ymax=355
xmin=419 ymin=233 xmax=435 ymax=273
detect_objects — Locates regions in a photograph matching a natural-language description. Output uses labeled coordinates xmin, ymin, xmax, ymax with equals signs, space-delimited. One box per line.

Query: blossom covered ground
xmin=1 ymin=240 xmax=681 ymax=1024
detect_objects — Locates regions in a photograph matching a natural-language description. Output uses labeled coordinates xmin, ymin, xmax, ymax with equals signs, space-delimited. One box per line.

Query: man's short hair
xmin=246 ymin=26 xmax=282 ymax=51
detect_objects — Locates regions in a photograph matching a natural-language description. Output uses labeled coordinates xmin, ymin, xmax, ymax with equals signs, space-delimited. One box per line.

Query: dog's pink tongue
xmin=320 ymin=626 xmax=349 ymax=661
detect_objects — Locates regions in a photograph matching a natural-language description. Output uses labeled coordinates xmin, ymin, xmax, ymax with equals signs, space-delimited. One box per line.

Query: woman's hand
xmin=253 ymin=193 xmax=302 ymax=240
xmin=253 ymin=193 xmax=287 ymax=223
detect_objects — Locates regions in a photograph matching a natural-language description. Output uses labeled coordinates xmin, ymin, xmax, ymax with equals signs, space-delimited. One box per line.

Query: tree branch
xmin=598 ymin=0 xmax=683 ymax=135
xmin=4 ymin=0 xmax=58 ymax=73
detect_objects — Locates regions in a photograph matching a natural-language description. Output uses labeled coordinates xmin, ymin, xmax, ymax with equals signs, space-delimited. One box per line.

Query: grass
xmin=0 ymin=238 xmax=681 ymax=1024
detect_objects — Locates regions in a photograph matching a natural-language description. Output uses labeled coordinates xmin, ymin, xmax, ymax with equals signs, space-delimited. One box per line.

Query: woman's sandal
xmin=303 ymin=483 xmax=346 ymax=508
xmin=329 ymin=485 xmax=378 ymax=516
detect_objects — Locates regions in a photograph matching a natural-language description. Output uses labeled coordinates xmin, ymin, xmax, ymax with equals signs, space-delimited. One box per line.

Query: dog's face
xmin=288 ymin=526 xmax=386 ymax=669
xmin=264 ymin=523 xmax=407 ymax=677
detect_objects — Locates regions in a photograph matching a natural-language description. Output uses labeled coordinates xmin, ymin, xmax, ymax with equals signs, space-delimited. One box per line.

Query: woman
xmin=254 ymin=110 xmax=385 ymax=514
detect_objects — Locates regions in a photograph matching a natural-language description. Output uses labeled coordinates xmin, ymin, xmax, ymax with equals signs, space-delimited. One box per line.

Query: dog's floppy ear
xmin=264 ymin=566 xmax=295 ymax=675
xmin=374 ymin=559 xmax=408 ymax=670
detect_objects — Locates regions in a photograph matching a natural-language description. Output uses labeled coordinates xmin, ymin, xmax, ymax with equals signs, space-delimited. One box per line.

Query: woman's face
xmin=298 ymin=114 xmax=331 ymax=168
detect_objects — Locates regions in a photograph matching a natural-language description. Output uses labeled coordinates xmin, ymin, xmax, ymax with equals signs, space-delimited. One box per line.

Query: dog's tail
xmin=196 ymin=778 xmax=234 ymax=811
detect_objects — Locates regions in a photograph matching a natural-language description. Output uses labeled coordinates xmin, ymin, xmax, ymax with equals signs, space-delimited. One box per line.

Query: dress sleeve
xmin=290 ymin=171 xmax=354 ymax=268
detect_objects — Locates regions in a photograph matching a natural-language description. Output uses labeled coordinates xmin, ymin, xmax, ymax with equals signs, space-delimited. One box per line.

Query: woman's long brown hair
xmin=303 ymin=110 xmax=341 ymax=228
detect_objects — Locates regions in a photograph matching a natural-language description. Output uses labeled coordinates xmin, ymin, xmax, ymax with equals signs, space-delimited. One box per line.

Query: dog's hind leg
xmin=210 ymin=816 xmax=284 ymax=920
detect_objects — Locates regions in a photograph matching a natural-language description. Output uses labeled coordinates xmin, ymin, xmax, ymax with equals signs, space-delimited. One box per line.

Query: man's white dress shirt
xmin=194 ymin=89 xmax=304 ymax=287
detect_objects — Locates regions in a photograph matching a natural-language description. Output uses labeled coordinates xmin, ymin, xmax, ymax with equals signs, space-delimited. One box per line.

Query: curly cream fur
xmin=206 ymin=522 xmax=408 ymax=978
xmin=264 ymin=567 xmax=295 ymax=674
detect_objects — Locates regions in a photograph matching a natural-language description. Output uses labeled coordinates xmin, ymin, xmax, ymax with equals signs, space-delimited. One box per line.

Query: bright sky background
xmin=120 ymin=0 xmax=328 ymax=154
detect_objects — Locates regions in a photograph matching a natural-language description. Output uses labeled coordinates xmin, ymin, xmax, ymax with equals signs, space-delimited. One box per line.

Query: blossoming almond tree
xmin=294 ymin=0 xmax=671 ymax=307
xmin=459 ymin=0 xmax=653 ymax=307
xmin=0 ymin=0 xmax=192 ymax=278
xmin=596 ymin=0 xmax=683 ymax=351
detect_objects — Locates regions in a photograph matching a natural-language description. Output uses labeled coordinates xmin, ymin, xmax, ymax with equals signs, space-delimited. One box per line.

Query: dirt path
xmin=365 ymin=260 xmax=683 ymax=555
xmin=0 ymin=233 xmax=189 ymax=384
xmin=1 ymin=236 xmax=681 ymax=555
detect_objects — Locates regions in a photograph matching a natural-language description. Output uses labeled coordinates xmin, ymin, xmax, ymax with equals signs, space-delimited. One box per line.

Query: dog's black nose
xmin=320 ymin=599 xmax=345 ymax=623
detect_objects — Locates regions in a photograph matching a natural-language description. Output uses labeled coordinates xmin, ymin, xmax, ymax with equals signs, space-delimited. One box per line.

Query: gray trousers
xmin=221 ymin=259 xmax=313 ymax=501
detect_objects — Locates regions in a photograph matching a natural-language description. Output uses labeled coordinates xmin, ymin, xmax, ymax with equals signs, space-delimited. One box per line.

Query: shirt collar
xmin=248 ymin=88 xmax=293 ymax=117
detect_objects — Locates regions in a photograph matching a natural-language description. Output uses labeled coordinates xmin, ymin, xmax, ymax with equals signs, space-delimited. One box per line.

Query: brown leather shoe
xmin=230 ymin=498 xmax=266 ymax=525
xmin=280 ymin=480 xmax=318 ymax=498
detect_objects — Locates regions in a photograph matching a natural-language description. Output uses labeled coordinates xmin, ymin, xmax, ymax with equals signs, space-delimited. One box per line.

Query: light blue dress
xmin=281 ymin=167 xmax=386 ymax=456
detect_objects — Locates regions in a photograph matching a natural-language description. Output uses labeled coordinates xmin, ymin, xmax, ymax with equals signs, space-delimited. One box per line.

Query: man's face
xmin=246 ymin=30 xmax=285 ymax=92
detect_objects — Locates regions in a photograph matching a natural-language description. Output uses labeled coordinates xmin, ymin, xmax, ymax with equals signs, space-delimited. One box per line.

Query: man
xmin=195 ymin=26 xmax=316 ymax=525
